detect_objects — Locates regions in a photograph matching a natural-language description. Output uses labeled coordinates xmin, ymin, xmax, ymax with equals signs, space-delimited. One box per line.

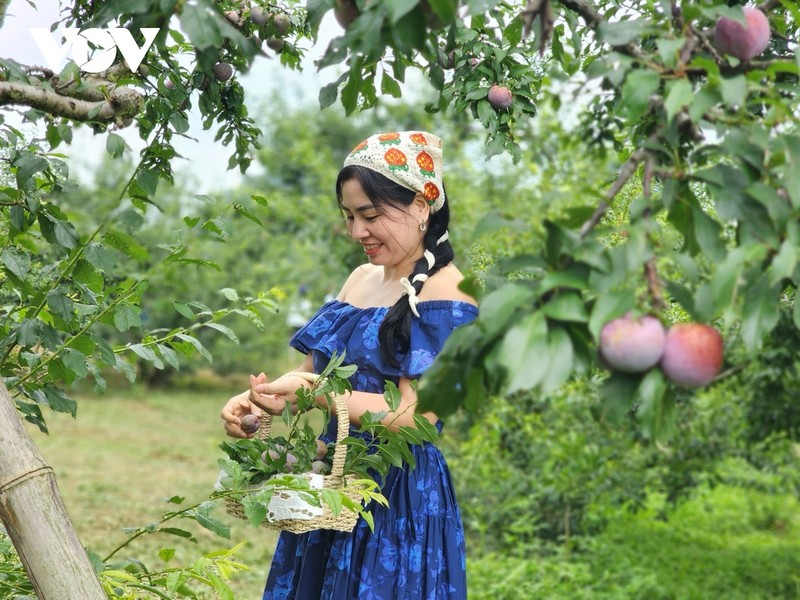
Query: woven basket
xmin=224 ymin=372 xmax=369 ymax=533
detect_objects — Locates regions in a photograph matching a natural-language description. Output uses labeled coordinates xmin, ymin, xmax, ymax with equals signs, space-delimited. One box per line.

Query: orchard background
xmin=1 ymin=0 xmax=799 ymax=598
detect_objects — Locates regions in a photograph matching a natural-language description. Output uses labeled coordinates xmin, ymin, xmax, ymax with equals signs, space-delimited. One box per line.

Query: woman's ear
xmin=413 ymin=192 xmax=431 ymax=221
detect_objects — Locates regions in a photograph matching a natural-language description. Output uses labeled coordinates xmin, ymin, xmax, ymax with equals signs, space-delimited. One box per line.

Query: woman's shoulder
xmin=418 ymin=263 xmax=478 ymax=306
xmin=337 ymin=263 xmax=381 ymax=300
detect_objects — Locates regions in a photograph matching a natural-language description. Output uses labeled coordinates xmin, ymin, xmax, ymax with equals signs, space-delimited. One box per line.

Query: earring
xmin=419 ymin=223 xmax=427 ymax=231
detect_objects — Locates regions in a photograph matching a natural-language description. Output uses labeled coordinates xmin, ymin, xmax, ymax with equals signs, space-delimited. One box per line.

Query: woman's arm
xmin=220 ymin=354 xmax=315 ymax=439
xmin=252 ymin=371 xmax=437 ymax=431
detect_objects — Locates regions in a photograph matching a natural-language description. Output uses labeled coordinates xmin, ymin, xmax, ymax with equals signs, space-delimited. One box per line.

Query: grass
xmin=467 ymin=484 xmax=800 ymax=600
xmin=22 ymin=382 xmax=301 ymax=599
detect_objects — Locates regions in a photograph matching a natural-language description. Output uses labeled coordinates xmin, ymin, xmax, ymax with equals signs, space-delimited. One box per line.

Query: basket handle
xmin=257 ymin=371 xmax=350 ymax=481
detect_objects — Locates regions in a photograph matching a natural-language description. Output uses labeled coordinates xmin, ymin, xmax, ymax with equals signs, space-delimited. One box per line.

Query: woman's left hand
xmin=250 ymin=373 xmax=312 ymax=412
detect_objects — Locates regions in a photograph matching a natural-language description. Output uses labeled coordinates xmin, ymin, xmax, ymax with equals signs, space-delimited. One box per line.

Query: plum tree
xmin=660 ymin=324 xmax=724 ymax=389
xmin=599 ymin=314 xmax=666 ymax=374
xmin=714 ymin=6 xmax=771 ymax=61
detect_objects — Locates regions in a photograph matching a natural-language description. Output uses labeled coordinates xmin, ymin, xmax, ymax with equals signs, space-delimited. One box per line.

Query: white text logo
xmin=29 ymin=28 xmax=159 ymax=74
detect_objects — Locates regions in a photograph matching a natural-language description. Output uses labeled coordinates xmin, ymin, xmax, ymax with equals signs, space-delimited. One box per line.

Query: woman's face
xmin=340 ymin=178 xmax=426 ymax=269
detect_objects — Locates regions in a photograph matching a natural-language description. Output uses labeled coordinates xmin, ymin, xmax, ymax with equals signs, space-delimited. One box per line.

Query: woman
xmin=221 ymin=130 xmax=478 ymax=599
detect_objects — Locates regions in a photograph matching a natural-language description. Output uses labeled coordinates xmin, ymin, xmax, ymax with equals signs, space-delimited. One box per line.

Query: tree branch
xmin=578 ymin=146 xmax=648 ymax=238
xmin=0 ymin=81 xmax=142 ymax=122
xmin=557 ymin=0 xmax=600 ymax=28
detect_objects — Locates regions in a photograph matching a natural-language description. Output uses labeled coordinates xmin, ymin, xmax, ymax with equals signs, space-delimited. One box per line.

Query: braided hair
xmin=336 ymin=165 xmax=454 ymax=367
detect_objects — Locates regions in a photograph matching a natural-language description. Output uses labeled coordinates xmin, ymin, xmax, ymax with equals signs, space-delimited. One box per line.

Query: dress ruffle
xmin=290 ymin=299 xmax=479 ymax=382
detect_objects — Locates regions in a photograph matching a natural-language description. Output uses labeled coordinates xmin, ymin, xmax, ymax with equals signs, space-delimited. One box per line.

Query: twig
xmin=578 ymin=146 xmax=649 ymax=238
xmin=644 ymin=260 xmax=667 ymax=311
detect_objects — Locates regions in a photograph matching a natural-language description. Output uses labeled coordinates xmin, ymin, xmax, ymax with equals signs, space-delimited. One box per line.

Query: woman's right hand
xmin=220 ymin=390 xmax=263 ymax=439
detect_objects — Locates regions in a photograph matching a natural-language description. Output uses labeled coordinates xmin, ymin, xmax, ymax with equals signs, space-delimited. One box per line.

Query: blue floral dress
xmin=263 ymin=299 xmax=479 ymax=600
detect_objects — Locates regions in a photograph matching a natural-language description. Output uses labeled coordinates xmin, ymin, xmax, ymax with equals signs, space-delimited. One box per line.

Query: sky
xmin=0 ymin=0 xmax=349 ymax=193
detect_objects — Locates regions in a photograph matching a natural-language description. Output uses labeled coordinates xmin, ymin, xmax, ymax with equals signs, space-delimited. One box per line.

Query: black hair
xmin=336 ymin=165 xmax=454 ymax=367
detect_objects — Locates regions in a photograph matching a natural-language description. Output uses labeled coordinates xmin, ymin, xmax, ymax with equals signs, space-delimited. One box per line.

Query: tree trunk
xmin=0 ymin=382 xmax=106 ymax=599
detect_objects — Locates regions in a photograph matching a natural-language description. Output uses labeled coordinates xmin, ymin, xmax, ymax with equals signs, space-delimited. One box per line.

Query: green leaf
xmin=597 ymin=19 xmax=654 ymax=46
xmin=43 ymin=385 xmax=77 ymax=416
xmin=46 ymin=290 xmax=75 ymax=323
xmin=175 ymin=333 xmax=213 ymax=362
xmin=174 ymin=302 xmax=194 ymax=318
xmin=494 ymin=310 xmax=548 ymax=394
xmin=103 ymin=230 xmax=149 ymax=261
xmin=381 ymin=72 xmax=402 ymax=98
xmin=719 ymin=75 xmax=747 ymax=109
xmin=541 ymin=292 xmax=587 ymax=323
xmin=158 ymin=527 xmax=195 ymax=541
xmin=105 ymin=132 xmax=127 ymax=158
xmin=542 ymin=326 xmax=573 ymax=393
xmin=13 ymin=153 xmax=49 ymax=186
xmin=636 ymin=369 xmax=672 ymax=443
xmin=767 ymin=239 xmax=797 ymax=286
xmin=233 ymin=203 xmax=263 ymax=228
xmin=157 ymin=344 xmax=181 ymax=370
xmin=741 ymin=276 xmax=781 ymax=352
xmin=114 ymin=305 xmax=141 ymax=332
xmin=192 ymin=510 xmax=230 ymax=539
xmin=130 ymin=344 xmax=163 ymax=369
xmin=412 ymin=415 xmax=439 ymax=442
xmin=179 ymin=0 xmax=224 ymax=49
xmin=388 ymin=0 xmax=418 ymax=23
xmin=1 ymin=247 xmax=31 ymax=279
xmin=475 ymin=283 xmax=535 ymax=338
xmin=159 ymin=548 xmax=176 ymax=562
xmin=383 ymin=380 xmax=401 ymax=411
xmin=242 ymin=496 xmax=268 ymax=526
xmin=205 ymin=322 xmax=239 ymax=343
xmin=319 ymin=81 xmax=339 ymax=110
xmin=664 ymin=78 xmax=693 ymax=122
xmin=588 ymin=291 xmax=636 ymax=339
xmin=219 ymin=288 xmax=239 ymax=302
xmin=620 ymin=69 xmax=660 ymax=119
xmin=596 ymin=371 xmax=640 ymax=426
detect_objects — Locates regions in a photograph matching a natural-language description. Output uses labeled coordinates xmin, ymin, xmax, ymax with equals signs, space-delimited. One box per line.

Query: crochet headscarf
xmin=343 ymin=131 xmax=446 ymax=213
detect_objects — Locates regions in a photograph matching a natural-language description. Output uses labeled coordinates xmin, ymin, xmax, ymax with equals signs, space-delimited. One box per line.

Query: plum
xmin=488 ymin=85 xmax=513 ymax=110
xmin=240 ymin=413 xmax=261 ymax=434
xmin=272 ymin=13 xmax=291 ymax=36
xmin=334 ymin=0 xmax=359 ymax=29
xmin=266 ymin=36 xmax=284 ymax=52
xmin=660 ymin=323 xmax=723 ymax=388
xmin=599 ymin=314 xmax=666 ymax=373
xmin=250 ymin=6 xmax=268 ymax=25
xmin=715 ymin=7 xmax=770 ymax=61
xmin=212 ymin=62 xmax=233 ymax=82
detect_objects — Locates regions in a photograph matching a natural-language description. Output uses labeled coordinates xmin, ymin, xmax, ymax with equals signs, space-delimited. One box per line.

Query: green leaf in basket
xmin=360 ymin=510 xmax=375 ymax=532
xmin=241 ymin=495 xmax=268 ymax=526
xmin=320 ymin=489 xmax=344 ymax=517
